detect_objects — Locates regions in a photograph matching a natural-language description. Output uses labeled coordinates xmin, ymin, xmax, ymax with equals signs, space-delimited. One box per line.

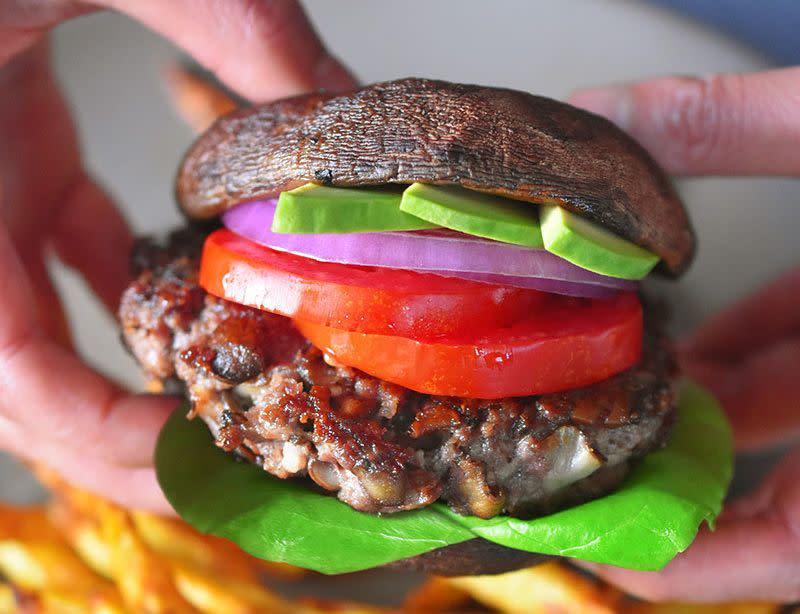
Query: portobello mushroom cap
xmin=389 ymin=539 xmax=549 ymax=576
xmin=177 ymin=78 xmax=695 ymax=275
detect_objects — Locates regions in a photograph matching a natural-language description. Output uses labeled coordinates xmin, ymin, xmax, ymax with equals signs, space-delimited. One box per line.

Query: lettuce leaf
xmin=156 ymin=380 xmax=732 ymax=574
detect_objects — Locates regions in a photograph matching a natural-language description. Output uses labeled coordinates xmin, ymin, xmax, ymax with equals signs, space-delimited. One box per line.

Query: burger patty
xmin=120 ymin=228 xmax=677 ymax=519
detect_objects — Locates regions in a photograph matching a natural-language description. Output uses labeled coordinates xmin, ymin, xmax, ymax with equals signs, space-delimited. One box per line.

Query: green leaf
xmin=155 ymin=405 xmax=475 ymax=573
xmin=156 ymin=380 xmax=732 ymax=574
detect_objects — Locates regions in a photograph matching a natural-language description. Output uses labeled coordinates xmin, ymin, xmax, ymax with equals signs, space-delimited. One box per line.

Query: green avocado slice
xmin=156 ymin=381 xmax=732 ymax=575
xmin=399 ymin=183 xmax=544 ymax=247
xmin=272 ymin=183 xmax=435 ymax=233
xmin=540 ymin=205 xmax=660 ymax=279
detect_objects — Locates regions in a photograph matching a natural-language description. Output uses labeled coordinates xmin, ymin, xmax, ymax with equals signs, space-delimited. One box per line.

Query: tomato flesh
xmin=202 ymin=229 xmax=643 ymax=399
xmin=201 ymin=229 xmax=546 ymax=338
xmin=295 ymin=292 xmax=643 ymax=399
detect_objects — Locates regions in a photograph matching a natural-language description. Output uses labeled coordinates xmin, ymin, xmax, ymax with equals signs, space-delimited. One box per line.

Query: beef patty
xmin=119 ymin=228 xmax=676 ymax=519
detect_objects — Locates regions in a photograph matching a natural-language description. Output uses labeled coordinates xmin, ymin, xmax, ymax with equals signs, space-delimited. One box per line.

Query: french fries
xmin=0 ymin=482 xmax=400 ymax=614
xmin=0 ymin=503 xmax=127 ymax=613
xmin=444 ymin=563 xmax=622 ymax=614
xmin=0 ymin=480 xmax=789 ymax=613
xmin=129 ymin=512 xmax=303 ymax=581
xmin=402 ymin=577 xmax=474 ymax=612
xmin=437 ymin=568 xmax=782 ymax=614
xmin=164 ymin=64 xmax=238 ymax=133
xmin=625 ymin=604 xmax=779 ymax=614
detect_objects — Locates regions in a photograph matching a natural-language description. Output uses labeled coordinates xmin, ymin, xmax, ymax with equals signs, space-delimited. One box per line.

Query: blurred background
xmin=3 ymin=1 xmax=798 ymax=507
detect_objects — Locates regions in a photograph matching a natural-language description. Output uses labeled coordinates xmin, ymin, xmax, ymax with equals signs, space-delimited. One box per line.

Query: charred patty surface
xmin=120 ymin=229 xmax=676 ymax=519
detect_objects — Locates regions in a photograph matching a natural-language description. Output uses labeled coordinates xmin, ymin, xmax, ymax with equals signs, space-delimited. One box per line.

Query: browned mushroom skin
xmin=177 ymin=78 xmax=695 ymax=275
xmin=390 ymin=539 xmax=549 ymax=576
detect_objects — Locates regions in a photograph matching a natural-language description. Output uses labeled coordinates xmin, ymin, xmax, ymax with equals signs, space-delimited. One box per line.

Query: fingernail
xmin=569 ymin=84 xmax=632 ymax=130
xmin=313 ymin=55 xmax=357 ymax=93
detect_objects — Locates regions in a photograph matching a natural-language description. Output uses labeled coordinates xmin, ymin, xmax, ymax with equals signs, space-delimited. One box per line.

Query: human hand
xmin=570 ymin=69 xmax=800 ymax=602
xmin=0 ymin=0 xmax=355 ymax=513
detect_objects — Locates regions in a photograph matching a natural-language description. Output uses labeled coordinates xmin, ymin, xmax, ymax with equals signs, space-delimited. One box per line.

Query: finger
xmin=677 ymin=268 xmax=800 ymax=451
xmin=0 ymin=1 xmax=95 ymax=64
xmin=0 ymin=415 xmax=171 ymax=514
xmin=575 ymin=448 xmax=800 ymax=603
xmin=0 ymin=44 xmax=80 ymax=246
xmin=684 ymin=336 xmax=800 ymax=451
xmin=680 ymin=268 xmax=800 ymax=362
xmin=0 ymin=42 xmax=79 ymax=330
xmin=50 ymin=172 xmax=134 ymax=311
xmin=0 ymin=222 xmax=177 ymax=468
xmin=99 ymin=0 xmax=357 ymax=101
xmin=57 ymin=465 xmax=172 ymax=515
xmin=568 ymin=67 xmax=800 ymax=175
xmin=2 ymin=45 xmax=133 ymax=314
xmin=0 ymin=47 xmax=70 ymax=342
xmin=15 ymin=244 xmax=73 ymax=347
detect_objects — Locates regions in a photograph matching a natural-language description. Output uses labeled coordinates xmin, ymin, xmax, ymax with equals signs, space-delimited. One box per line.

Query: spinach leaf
xmin=156 ymin=381 xmax=731 ymax=574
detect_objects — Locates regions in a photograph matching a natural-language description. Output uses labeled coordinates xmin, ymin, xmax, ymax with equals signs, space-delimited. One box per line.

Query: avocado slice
xmin=399 ymin=183 xmax=544 ymax=247
xmin=541 ymin=205 xmax=659 ymax=279
xmin=272 ymin=183 xmax=435 ymax=233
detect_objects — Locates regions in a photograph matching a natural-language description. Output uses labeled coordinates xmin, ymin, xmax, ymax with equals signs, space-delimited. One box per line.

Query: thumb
xmin=101 ymin=0 xmax=357 ymax=101
xmin=568 ymin=67 xmax=800 ymax=176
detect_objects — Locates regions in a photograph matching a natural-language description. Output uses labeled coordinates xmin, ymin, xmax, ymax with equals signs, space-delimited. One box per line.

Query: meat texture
xmin=120 ymin=230 xmax=676 ymax=519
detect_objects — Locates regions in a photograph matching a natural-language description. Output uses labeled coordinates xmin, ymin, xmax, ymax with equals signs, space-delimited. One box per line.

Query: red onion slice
xmin=425 ymin=271 xmax=620 ymax=298
xmin=222 ymin=199 xmax=637 ymax=296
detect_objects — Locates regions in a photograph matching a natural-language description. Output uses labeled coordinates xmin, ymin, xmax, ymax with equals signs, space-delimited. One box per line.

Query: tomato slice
xmin=201 ymin=229 xmax=546 ymax=338
xmin=295 ymin=292 xmax=643 ymax=399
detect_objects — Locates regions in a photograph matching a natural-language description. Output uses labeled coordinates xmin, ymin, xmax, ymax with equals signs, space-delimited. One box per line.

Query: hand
xmin=0 ymin=0 xmax=355 ymax=513
xmin=570 ymin=69 xmax=800 ymax=602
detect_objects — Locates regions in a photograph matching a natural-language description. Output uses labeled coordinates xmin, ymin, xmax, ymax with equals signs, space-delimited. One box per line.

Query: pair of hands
xmin=1 ymin=0 xmax=798 ymax=603
xmin=0 ymin=0 xmax=354 ymax=512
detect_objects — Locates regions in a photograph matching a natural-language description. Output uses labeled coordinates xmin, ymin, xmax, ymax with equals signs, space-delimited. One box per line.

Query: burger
xmin=119 ymin=78 xmax=731 ymax=576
